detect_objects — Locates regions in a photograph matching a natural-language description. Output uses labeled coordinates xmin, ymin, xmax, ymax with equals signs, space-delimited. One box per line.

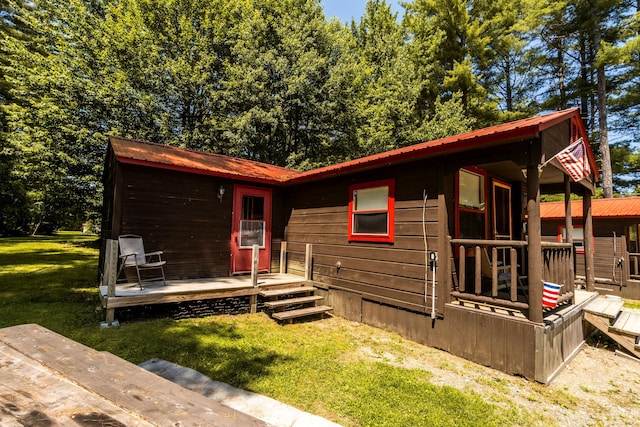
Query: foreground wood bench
xmin=0 ymin=324 xmax=266 ymax=426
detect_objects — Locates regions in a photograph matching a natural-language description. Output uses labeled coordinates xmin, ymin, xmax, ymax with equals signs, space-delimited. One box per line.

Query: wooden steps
xmin=272 ymin=305 xmax=333 ymax=321
xmin=264 ymin=295 xmax=324 ymax=309
xmin=259 ymin=286 xmax=316 ymax=298
xmin=583 ymin=297 xmax=624 ymax=319
xmin=610 ymin=311 xmax=640 ymax=336
xmin=259 ymin=283 xmax=332 ymax=323
xmin=584 ymin=296 xmax=640 ymax=359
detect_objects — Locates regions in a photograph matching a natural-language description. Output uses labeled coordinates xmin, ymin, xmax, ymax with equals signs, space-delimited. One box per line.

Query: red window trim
xmin=455 ymin=167 xmax=488 ymax=240
xmin=348 ymin=179 xmax=395 ymax=243
xmin=557 ymin=224 xmax=587 ymax=254
xmin=491 ymin=178 xmax=512 ymax=240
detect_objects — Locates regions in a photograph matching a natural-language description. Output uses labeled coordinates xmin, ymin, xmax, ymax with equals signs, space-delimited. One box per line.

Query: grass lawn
xmin=0 ymin=233 xmax=548 ymax=426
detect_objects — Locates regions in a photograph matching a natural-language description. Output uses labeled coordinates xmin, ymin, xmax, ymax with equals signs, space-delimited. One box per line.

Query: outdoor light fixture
xmin=217 ymin=185 xmax=225 ymax=202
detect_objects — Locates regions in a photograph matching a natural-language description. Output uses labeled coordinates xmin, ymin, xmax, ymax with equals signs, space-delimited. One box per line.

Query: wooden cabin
xmin=101 ymin=108 xmax=601 ymax=383
xmin=541 ymin=197 xmax=640 ymax=299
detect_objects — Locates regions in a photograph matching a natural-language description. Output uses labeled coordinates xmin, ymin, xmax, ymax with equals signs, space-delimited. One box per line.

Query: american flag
xmin=542 ymin=282 xmax=562 ymax=308
xmin=556 ymin=138 xmax=591 ymax=182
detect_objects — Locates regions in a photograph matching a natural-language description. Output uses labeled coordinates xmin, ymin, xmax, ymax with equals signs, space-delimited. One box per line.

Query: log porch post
xmin=279 ymin=241 xmax=287 ymax=274
xmin=527 ymin=163 xmax=543 ymax=323
xmin=583 ymin=190 xmax=595 ymax=291
xmin=305 ymin=244 xmax=313 ymax=280
xmin=564 ymin=176 xmax=575 ymax=303
xmin=250 ymin=244 xmax=259 ymax=313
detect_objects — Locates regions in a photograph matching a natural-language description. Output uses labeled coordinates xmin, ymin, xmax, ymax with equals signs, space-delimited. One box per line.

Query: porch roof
xmin=541 ymin=196 xmax=640 ymax=220
xmin=285 ymin=108 xmax=597 ymax=184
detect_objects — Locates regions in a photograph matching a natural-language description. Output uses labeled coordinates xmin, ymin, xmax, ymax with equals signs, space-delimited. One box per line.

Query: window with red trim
xmin=348 ymin=179 xmax=395 ymax=243
xmin=558 ymin=225 xmax=585 ymax=254
xmin=456 ymin=168 xmax=487 ymax=240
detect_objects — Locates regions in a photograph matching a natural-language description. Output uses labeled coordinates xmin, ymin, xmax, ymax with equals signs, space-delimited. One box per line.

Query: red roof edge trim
xmin=285 ymin=124 xmax=540 ymax=185
xmin=117 ymin=157 xmax=284 ymax=186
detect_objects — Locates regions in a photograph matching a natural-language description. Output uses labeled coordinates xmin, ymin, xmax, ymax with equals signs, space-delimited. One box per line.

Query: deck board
xmin=0 ymin=324 xmax=266 ymax=426
xmin=264 ymin=295 xmax=324 ymax=308
xmin=272 ymin=305 xmax=333 ymax=321
xmin=100 ymin=273 xmax=308 ymax=309
xmin=259 ymin=286 xmax=315 ymax=298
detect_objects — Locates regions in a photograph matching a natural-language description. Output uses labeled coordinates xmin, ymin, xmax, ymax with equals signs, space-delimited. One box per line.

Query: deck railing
xmin=450 ymin=239 xmax=529 ymax=310
xmin=540 ymin=241 xmax=574 ymax=305
xmin=449 ymin=239 xmax=575 ymax=312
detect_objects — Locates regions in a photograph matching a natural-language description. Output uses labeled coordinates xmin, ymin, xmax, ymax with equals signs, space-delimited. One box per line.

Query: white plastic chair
xmin=117 ymin=234 xmax=167 ymax=289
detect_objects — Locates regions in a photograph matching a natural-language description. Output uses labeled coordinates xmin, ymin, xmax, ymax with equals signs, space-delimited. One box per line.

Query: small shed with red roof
xmin=541 ymin=197 xmax=640 ymax=299
xmin=101 ymin=108 xmax=602 ymax=383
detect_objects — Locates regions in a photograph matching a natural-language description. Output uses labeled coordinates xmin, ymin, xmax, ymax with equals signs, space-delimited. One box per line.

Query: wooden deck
xmin=99 ymin=273 xmax=308 ymax=321
xmin=0 ymin=324 xmax=266 ymax=426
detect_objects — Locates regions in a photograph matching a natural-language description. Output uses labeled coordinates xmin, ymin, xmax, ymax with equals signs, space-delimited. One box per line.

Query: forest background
xmin=1 ymin=0 xmax=639 ymax=236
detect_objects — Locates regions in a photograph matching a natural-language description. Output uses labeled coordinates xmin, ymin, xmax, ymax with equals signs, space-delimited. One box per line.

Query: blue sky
xmin=320 ymin=0 xmax=402 ymax=22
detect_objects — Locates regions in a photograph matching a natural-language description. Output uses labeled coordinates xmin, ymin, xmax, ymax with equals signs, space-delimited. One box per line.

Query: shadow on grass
xmin=1 ymin=233 xmax=292 ymax=391
xmin=90 ymin=316 xmax=293 ymax=390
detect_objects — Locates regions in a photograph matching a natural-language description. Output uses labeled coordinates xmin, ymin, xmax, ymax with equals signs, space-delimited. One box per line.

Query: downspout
xmin=423 ymin=190 xmax=437 ymax=320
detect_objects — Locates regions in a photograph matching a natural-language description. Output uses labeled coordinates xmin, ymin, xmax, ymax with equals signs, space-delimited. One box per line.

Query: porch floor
xmin=99 ymin=273 xmax=307 ymax=311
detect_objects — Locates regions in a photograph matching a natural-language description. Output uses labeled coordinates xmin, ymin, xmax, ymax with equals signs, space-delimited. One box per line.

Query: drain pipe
xmin=423 ymin=189 xmax=437 ymax=320
xmin=429 ymin=251 xmax=437 ymax=320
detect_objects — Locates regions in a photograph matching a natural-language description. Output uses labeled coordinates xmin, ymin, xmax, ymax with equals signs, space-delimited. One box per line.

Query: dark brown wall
xmin=105 ymin=163 xmax=285 ymax=280
xmin=114 ymin=164 xmax=233 ymax=278
xmin=284 ymin=161 xmax=444 ymax=315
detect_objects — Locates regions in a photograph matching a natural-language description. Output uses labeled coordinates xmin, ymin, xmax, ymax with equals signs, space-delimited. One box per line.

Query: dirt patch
xmin=331 ymin=319 xmax=640 ymax=426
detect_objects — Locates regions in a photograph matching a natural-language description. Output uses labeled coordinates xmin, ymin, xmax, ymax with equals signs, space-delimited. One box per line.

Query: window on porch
xmin=558 ymin=225 xmax=585 ymax=254
xmin=628 ymin=224 xmax=639 ymax=253
xmin=456 ymin=168 xmax=487 ymax=239
xmin=492 ymin=180 xmax=512 ymax=240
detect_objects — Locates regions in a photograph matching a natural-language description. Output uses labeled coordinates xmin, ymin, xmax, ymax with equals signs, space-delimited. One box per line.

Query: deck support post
xmin=474 ymin=246 xmax=482 ymax=294
xmin=458 ymin=245 xmax=466 ymax=292
xmin=305 ymin=244 xmax=313 ymax=281
xmin=564 ymin=175 xmax=575 ymax=303
xmin=527 ymin=163 xmax=543 ymax=323
xmin=583 ymin=190 xmax=595 ymax=291
xmin=105 ymin=239 xmax=118 ymax=324
xmin=279 ymin=241 xmax=287 ymax=274
xmin=250 ymin=244 xmax=259 ymax=313
xmin=437 ymin=173 xmax=451 ymax=307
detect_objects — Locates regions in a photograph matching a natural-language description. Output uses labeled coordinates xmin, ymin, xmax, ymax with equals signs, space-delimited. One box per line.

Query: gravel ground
xmin=335 ymin=320 xmax=640 ymax=427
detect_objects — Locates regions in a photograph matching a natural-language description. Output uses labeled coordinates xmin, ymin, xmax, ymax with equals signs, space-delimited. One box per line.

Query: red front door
xmin=230 ymin=185 xmax=272 ymax=274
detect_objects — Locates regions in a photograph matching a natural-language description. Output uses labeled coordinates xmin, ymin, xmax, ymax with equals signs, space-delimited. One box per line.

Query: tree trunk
xmin=556 ymin=39 xmax=567 ymax=109
xmin=593 ymin=14 xmax=613 ymax=197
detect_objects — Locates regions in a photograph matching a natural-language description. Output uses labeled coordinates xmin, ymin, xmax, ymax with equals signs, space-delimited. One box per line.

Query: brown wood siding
xmin=284 ymin=164 xmax=443 ymax=316
xmin=542 ymin=218 xmax=629 ymax=283
xmin=116 ymin=164 xmax=235 ymax=279
xmin=99 ymin=150 xmax=119 ymax=276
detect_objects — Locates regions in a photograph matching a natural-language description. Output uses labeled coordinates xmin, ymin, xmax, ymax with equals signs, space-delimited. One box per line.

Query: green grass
xmin=0 ymin=233 xmax=538 ymax=426
xmin=624 ymin=299 xmax=640 ymax=310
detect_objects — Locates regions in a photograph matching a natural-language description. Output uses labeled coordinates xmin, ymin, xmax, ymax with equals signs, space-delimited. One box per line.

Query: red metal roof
xmin=540 ymin=197 xmax=640 ymax=220
xmin=287 ymin=108 xmax=598 ymax=184
xmin=110 ymin=108 xmax=597 ymax=186
xmin=109 ymin=136 xmax=301 ymax=184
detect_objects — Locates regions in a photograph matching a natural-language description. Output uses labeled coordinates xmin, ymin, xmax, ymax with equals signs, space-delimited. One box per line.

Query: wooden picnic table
xmin=0 ymin=324 xmax=267 ymax=426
